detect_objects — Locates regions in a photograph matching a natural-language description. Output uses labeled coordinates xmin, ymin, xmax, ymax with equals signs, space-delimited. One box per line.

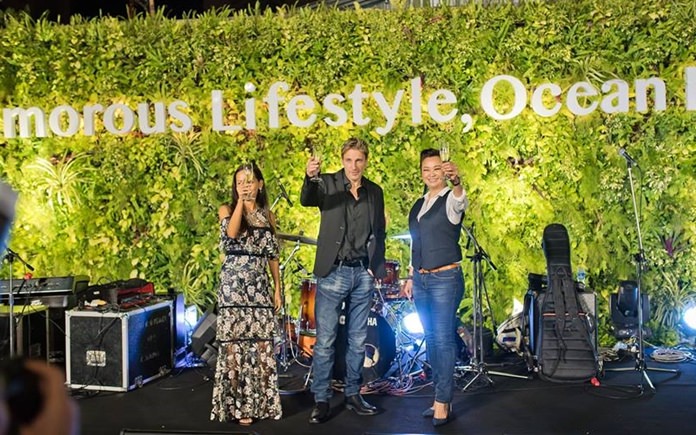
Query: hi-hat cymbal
xmin=391 ymin=232 xmax=412 ymax=240
xmin=277 ymin=232 xmax=317 ymax=245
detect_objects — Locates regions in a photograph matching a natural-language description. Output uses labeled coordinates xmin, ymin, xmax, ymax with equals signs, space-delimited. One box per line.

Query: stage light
xmin=402 ymin=311 xmax=423 ymax=335
xmin=184 ymin=304 xmax=198 ymax=330
xmin=682 ymin=306 xmax=696 ymax=332
xmin=610 ymin=280 xmax=650 ymax=339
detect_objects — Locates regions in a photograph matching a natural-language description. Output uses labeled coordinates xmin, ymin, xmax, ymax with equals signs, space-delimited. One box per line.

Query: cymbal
xmin=277 ymin=232 xmax=317 ymax=245
xmin=391 ymin=232 xmax=412 ymax=241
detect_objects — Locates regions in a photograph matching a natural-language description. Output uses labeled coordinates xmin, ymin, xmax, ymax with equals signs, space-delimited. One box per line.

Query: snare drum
xmin=299 ymin=279 xmax=317 ymax=335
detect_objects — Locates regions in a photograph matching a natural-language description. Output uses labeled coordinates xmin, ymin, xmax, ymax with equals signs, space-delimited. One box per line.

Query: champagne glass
xmin=309 ymin=145 xmax=323 ymax=183
xmin=241 ymin=162 xmax=254 ymax=201
xmin=439 ymin=143 xmax=451 ymax=181
xmin=439 ymin=143 xmax=450 ymax=163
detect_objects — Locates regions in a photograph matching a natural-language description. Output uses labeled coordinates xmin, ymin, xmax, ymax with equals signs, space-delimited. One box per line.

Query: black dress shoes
xmin=309 ymin=401 xmax=331 ymax=424
xmin=421 ymin=407 xmax=434 ymax=418
xmin=432 ymin=403 xmax=453 ymax=427
xmin=344 ymin=395 xmax=379 ymax=416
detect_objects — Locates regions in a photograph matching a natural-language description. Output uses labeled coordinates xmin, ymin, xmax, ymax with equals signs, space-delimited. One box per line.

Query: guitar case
xmin=536 ymin=224 xmax=598 ymax=383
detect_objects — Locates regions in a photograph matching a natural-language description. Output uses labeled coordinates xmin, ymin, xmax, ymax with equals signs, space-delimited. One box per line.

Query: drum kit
xmin=273 ymin=231 xmax=429 ymax=392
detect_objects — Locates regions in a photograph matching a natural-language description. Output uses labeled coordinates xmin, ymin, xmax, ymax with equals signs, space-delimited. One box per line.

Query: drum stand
xmin=377 ymin=290 xmax=430 ymax=384
xmin=457 ymin=224 xmax=531 ymax=391
xmin=276 ymin=240 xmax=304 ymax=373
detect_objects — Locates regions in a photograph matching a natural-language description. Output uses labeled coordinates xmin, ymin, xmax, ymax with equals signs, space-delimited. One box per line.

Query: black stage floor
xmin=75 ymin=348 xmax=695 ymax=435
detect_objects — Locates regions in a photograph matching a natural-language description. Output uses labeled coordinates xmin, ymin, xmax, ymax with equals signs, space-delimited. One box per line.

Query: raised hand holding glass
xmin=241 ymin=162 xmax=255 ymax=201
xmin=439 ymin=143 xmax=451 ymax=180
xmin=310 ymin=146 xmax=322 ymax=183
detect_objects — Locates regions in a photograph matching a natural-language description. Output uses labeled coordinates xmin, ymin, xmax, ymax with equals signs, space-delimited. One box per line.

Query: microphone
xmin=5 ymin=248 xmax=35 ymax=271
xmin=618 ymin=148 xmax=639 ymax=167
xmin=277 ymin=181 xmax=293 ymax=207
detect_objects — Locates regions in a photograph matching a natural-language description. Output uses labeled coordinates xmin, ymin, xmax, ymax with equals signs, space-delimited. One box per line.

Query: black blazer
xmin=300 ymin=170 xmax=386 ymax=279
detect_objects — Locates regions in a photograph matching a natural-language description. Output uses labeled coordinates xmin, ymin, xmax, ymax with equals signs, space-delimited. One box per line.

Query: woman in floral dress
xmin=211 ymin=162 xmax=283 ymax=425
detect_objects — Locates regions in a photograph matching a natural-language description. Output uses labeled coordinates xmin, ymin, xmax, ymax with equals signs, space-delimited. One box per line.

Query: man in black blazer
xmin=300 ymin=137 xmax=386 ymax=424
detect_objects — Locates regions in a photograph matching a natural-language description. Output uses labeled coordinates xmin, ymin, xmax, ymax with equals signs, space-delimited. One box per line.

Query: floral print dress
xmin=210 ymin=208 xmax=282 ymax=422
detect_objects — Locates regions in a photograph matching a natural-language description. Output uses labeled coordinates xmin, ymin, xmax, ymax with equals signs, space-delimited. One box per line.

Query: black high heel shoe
xmin=432 ymin=403 xmax=453 ymax=427
xmin=421 ymin=407 xmax=434 ymax=418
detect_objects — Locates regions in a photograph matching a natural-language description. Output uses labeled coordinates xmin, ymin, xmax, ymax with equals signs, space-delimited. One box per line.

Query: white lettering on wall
xmin=1 ymin=70 xmax=693 ymax=138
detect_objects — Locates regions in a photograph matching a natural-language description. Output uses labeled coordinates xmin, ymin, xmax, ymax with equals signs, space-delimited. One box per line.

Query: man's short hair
xmin=341 ymin=137 xmax=369 ymax=159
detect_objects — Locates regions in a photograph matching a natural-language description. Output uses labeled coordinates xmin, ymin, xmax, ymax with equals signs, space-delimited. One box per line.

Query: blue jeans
xmin=412 ymin=266 xmax=464 ymax=404
xmin=311 ymin=264 xmax=374 ymax=402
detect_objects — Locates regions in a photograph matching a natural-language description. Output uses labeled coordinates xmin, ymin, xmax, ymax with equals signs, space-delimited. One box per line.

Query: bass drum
xmin=333 ymin=310 xmax=396 ymax=384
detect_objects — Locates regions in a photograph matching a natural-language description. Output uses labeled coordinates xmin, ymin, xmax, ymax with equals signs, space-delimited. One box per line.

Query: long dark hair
xmin=229 ymin=161 xmax=272 ymax=234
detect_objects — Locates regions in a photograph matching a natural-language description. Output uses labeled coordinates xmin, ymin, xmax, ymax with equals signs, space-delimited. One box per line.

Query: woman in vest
xmin=403 ymin=148 xmax=468 ymax=427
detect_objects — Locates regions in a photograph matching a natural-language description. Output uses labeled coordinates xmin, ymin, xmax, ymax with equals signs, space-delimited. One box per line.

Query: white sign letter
xmin=567 ymin=82 xmax=599 ymax=116
xmin=600 ymin=80 xmax=630 ymax=114
xmin=3 ymin=107 xmax=47 ymax=138
xmin=348 ymin=85 xmax=370 ymax=126
xmin=427 ymin=89 xmax=458 ymax=123
xmin=323 ymin=94 xmax=348 ymax=127
xmin=48 ymin=105 xmax=80 ymax=137
xmin=211 ymin=90 xmax=241 ymax=132
xmin=531 ymin=83 xmax=562 ymax=117
xmin=373 ymin=90 xmax=404 ymax=135
xmin=411 ymin=76 xmax=422 ymax=124
xmin=481 ymin=75 xmax=527 ymax=120
xmin=686 ymin=67 xmax=696 ymax=111
xmin=103 ymin=103 xmax=135 ymax=135
xmin=287 ymin=95 xmax=317 ymax=128
xmin=264 ymin=81 xmax=289 ymax=128
xmin=635 ymin=77 xmax=666 ymax=112
xmin=83 ymin=104 xmax=104 ymax=135
xmin=169 ymin=101 xmax=192 ymax=133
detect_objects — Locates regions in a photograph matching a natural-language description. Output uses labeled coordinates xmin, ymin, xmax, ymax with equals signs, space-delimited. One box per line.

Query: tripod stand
xmin=276 ymin=239 xmax=304 ymax=371
xmin=607 ymin=152 xmax=678 ymax=391
xmin=377 ymin=291 xmax=430 ymax=386
xmin=458 ymin=224 xmax=530 ymax=391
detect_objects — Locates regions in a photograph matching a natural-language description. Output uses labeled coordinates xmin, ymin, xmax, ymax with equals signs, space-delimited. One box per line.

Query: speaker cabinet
xmin=66 ymin=301 xmax=172 ymax=391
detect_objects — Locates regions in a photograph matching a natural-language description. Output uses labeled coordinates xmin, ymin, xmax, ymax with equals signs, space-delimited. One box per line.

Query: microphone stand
xmin=457 ymin=224 xmax=531 ymax=391
xmin=2 ymin=248 xmax=34 ymax=358
xmin=270 ymin=193 xmax=281 ymax=211
xmin=607 ymin=159 xmax=678 ymax=391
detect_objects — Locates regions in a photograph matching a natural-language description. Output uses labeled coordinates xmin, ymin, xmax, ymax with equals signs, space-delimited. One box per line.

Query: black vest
xmin=409 ymin=191 xmax=462 ymax=270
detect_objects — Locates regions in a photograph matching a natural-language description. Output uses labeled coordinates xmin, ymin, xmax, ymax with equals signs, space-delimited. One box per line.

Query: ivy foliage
xmin=1 ymin=0 xmax=696 ymax=344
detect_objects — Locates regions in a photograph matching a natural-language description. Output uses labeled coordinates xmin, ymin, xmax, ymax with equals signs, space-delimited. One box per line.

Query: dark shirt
xmin=337 ymin=180 xmax=369 ymax=262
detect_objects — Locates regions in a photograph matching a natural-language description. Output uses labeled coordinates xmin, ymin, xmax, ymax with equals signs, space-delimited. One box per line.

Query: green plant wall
xmin=1 ymin=0 xmax=696 ymax=345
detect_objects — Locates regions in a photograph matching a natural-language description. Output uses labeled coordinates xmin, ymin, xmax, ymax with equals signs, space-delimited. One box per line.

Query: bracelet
xmin=451 ymin=176 xmax=461 ymax=186
xmin=406 ymin=275 xmax=413 ymax=280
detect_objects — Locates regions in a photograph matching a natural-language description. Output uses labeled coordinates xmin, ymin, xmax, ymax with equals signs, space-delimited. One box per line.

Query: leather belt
xmin=418 ymin=263 xmax=460 ymax=274
xmin=335 ymin=258 xmax=368 ymax=268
